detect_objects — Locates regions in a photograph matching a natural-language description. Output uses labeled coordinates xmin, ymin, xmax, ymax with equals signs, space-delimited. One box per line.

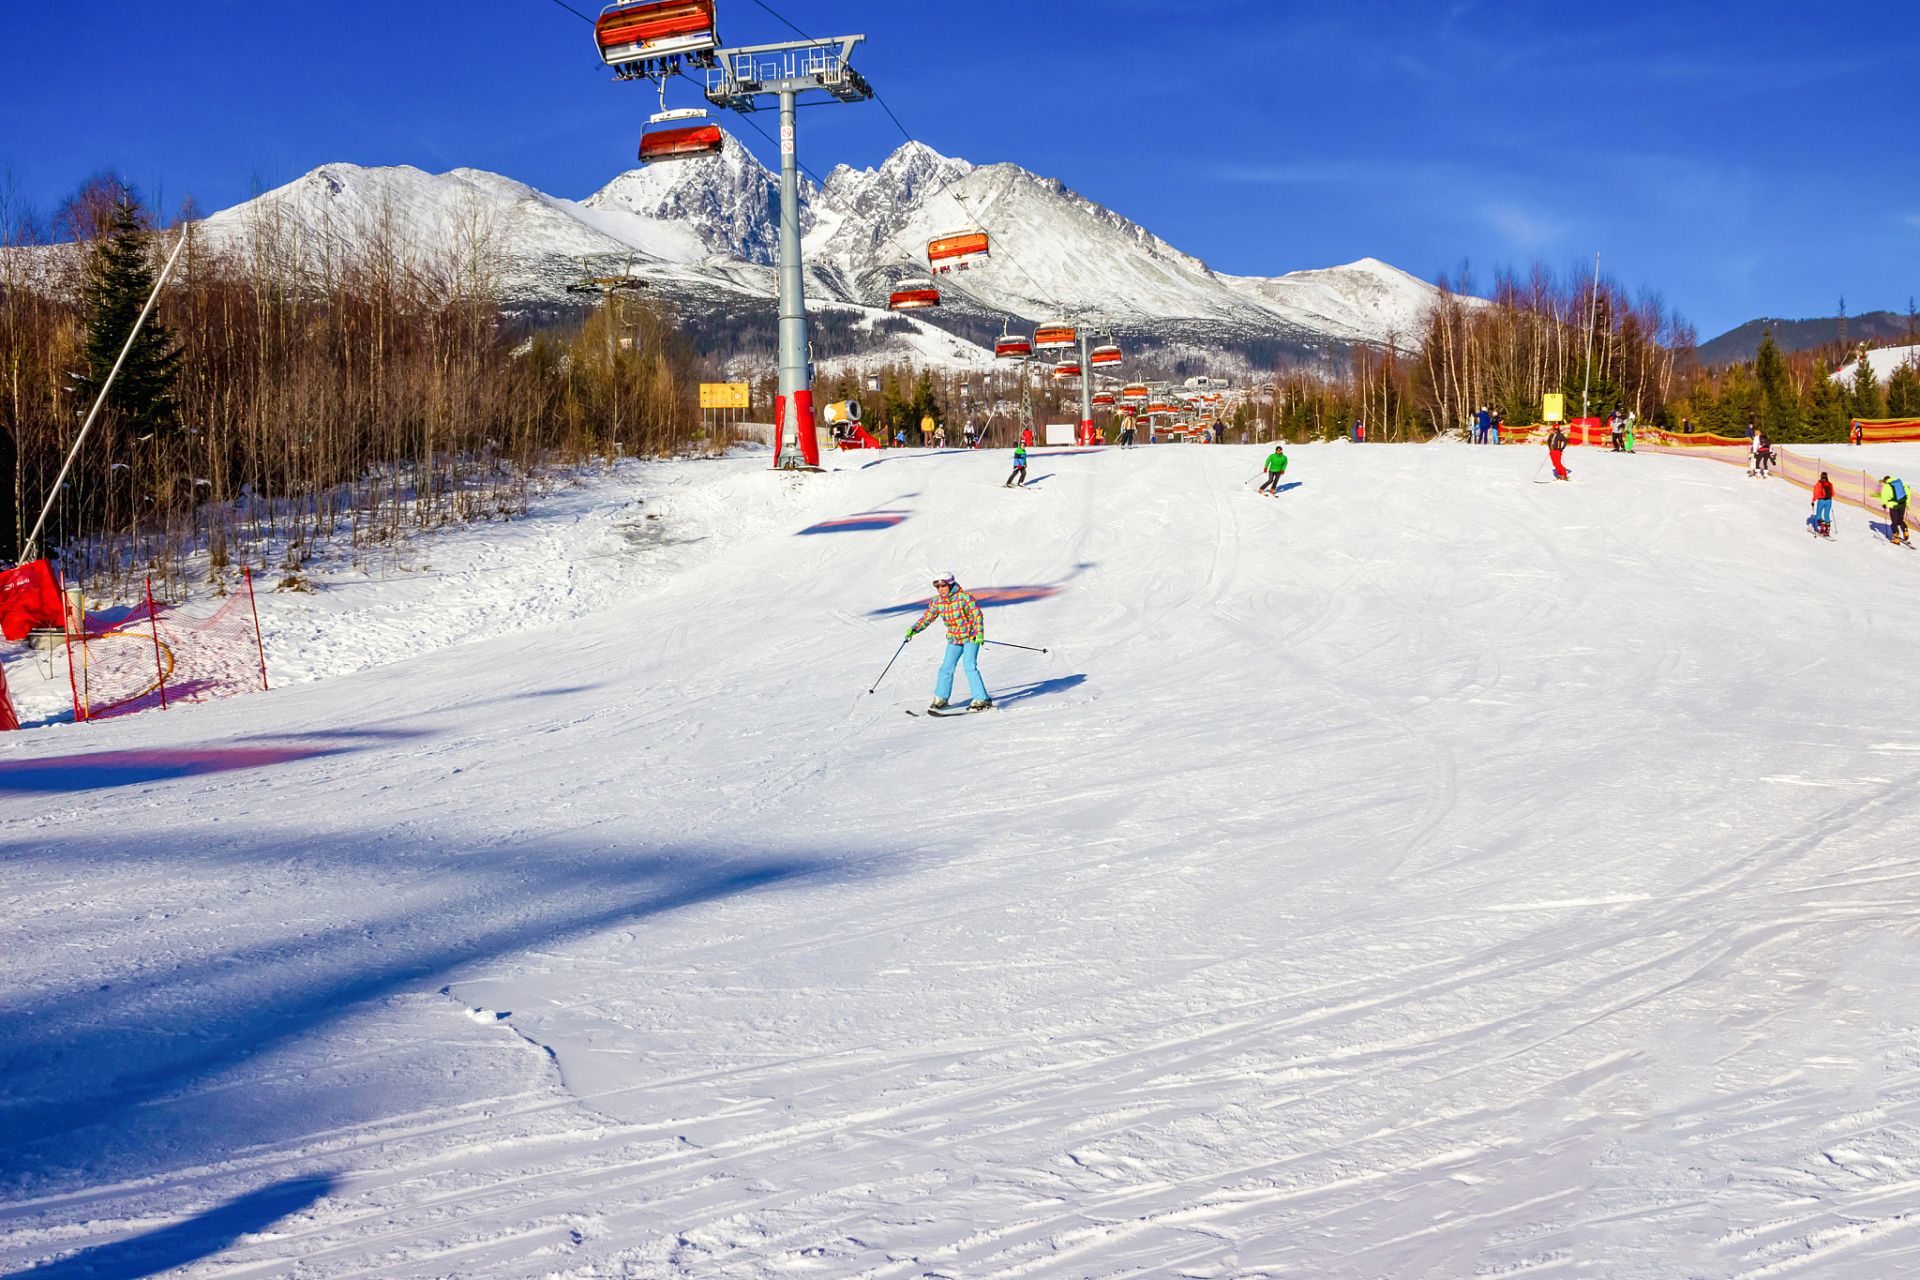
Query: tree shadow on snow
xmin=0 ymin=830 xmax=879 ymax=1196
xmin=1 ymin=1175 xmax=337 ymax=1280
xmin=0 ymin=745 xmax=359 ymax=794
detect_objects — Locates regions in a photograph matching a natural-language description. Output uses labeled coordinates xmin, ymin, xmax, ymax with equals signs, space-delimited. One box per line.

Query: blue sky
xmin=2 ymin=0 xmax=1913 ymax=338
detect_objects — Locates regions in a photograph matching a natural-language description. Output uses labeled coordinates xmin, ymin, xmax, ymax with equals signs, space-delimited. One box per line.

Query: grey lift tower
xmin=590 ymin=2 xmax=871 ymax=470
xmin=703 ymin=35 xmax=872 ymax=468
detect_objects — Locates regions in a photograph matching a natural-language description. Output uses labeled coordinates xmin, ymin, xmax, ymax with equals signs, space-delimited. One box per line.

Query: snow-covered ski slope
xmin=8 ymin=443 xmax=1920 ymax=1279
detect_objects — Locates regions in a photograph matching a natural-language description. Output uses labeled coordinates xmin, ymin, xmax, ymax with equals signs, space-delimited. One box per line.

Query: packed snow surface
xmin=7 ymin=442 xmax=1920 ymax=1278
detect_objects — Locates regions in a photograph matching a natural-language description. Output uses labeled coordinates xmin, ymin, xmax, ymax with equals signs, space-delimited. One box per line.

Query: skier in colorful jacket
xmin=1259 ymin=446 xmax=1289 ymax=493
xmin=1812 ymin=472 xmax=1835 ymax=535
xmin=907 ymin=575 xmax=991 ymax=711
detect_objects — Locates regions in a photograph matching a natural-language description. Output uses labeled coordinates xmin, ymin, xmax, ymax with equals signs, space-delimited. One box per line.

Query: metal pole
xmin=145 ymin=575 xmax=167 ymax=710
xmin=1580 ymin=251 xmax=1600 ymax=421
xmin=22 ymin=226 xmax=190 ymax=563
xmin=775 ymin=88 xmax=818 ymax=468
xmin=1078 ymin=331 xmax=1094 ymax=444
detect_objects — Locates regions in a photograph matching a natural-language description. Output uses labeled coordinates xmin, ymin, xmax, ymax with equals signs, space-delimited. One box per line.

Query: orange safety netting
xmin=1642 ymin=434 xmax=1900 ymax=518
xmin=1852 ymin=417 xmax=1920 ymax=443
xmin=65 ymin=588 xmax=267 ymax=721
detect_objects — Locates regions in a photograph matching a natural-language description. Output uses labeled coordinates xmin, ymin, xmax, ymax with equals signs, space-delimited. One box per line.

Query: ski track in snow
xmin=7 ymin=443 xmax=1920 ymax=1277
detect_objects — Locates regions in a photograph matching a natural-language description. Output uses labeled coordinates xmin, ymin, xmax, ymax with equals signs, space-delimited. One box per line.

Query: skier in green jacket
xmin=1258 ymin=445 xmax=1289 ymax=494
xmin=1881 ymin=475 xmax=1911 ymax=544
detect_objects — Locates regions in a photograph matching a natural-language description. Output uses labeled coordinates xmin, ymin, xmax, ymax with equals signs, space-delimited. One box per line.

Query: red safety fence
xmin=61 ymin=574 xmax=268 ymax=722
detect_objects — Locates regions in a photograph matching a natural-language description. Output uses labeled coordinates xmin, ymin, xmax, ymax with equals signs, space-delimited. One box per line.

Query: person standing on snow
xmin=1750 ymin=431 xmax=1771 ymax=478
xmin=1021 ymin=425 xmax=1034 ymax=449
xmin=1006 ymin=443 xmax=1029 ymax=488
xmin=1259 ymin=445 xmax=1289 ymax=493
xmin=1812 ymin=472 xmax=1835 ymax=537
xmin=1623 ymin=416 xmax=1636 ymax=452
xmin=1880 ymin=475 xmax=1910 ymax=544
xmin=1547 ymin=423 xmax=1570 ymax=480
xmin=1852 ymin=421 xmax=1865 ymax=447
xmin=906 ymin=574 xmax=991 ymax=712
xmin=1475 ymin=406 xmax=1490 ymax=444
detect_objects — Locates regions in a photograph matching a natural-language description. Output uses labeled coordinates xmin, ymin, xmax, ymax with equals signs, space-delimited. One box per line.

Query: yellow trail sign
xmin=700 ymin=382 xmax=750 ymax=409
xmin=1542 ymin=392 xmax=1565 ymax=423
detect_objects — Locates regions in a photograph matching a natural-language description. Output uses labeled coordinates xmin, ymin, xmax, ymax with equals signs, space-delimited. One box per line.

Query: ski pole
xmin=867 ymin=639 xmax=909 ymax=694
xmin=984 ymin=640 xmax=1048 ymax=654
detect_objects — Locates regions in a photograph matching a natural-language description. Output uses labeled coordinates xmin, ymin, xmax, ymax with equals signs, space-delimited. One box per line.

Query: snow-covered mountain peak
xmin=180 ymin=138 xmax=1451 ymax=363
xmin=580 ymin=131 xmax=814 ymax=267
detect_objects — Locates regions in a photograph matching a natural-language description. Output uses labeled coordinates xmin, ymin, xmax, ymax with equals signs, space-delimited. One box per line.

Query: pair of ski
xmin=906 ymin=706 xmax=993 ymax=718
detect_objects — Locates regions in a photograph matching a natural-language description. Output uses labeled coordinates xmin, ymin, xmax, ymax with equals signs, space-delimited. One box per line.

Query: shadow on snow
xmin=1 ymin=1175 xmax=337 ymax=1280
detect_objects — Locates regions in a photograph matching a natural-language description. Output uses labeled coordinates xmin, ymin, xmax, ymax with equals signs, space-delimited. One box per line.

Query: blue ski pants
xmin=936 ymin=641 xmax=989 ymax=703
xmin=1814 ymin=497 xmax=1833 ymax=525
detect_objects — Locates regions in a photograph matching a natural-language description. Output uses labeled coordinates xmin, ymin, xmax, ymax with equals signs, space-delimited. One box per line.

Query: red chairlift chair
xmin=596 ymin=0 xmax=721 ymax=64
xmin=1033 ymin=323 xmax=1076 ymax=352
xmin=638 ymin=109 xmax=724 ymax=163
xmin=889 ymin=278 xmax=941 ymax=310
xmin=994 ymin=329 xmax=1032 ymax=359
xmin=927 ymin=228 xmax=990 ymax=274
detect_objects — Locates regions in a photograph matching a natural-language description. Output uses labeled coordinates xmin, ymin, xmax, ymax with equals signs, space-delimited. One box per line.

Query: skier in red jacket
xmin=1812 ymin=473 xmax=1834 ymax=537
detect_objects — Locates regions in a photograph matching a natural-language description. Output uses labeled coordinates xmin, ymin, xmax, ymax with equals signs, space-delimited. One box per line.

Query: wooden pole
xmin=244 ymin=566 xmax=268 ymax=691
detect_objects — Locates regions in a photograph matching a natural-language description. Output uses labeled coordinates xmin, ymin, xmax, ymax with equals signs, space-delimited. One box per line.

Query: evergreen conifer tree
xmin=73 ymin=195 xmax=181 ymax=438
xmin=1850 ymin=353 xmax=1885 ymax=421
xmin=1885 ymin=359 xmax=1920 ymax=418
xmin=1754 ymin=332 xmax=1802 ymax=440
xmin=1558 ymin=357 xmax=1620 ymax=421
xmin=909 ymin=369 xmax=939 ymax=444
xmin=1806 ymin=369 xmax=1849 ymax=441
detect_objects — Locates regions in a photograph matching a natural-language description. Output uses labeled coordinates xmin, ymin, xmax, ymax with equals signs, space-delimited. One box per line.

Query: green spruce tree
xmin=1805 ymin=368 xmax=1850 ymax=442
xmin=74 ymin=195 xmax=181 ymax=437
xmin=1849 ymin=352 xmax=1885 ymax=421
xmin=909 ymin=369 xmax=940 ymax=445
xmin=1754 ymin=331 xmax=1802 ymax=440
xmin=1885 ymin=359 xmax=1920 ymax=418
xmin=1559 ymin=357 xmax=1620 ymax=421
